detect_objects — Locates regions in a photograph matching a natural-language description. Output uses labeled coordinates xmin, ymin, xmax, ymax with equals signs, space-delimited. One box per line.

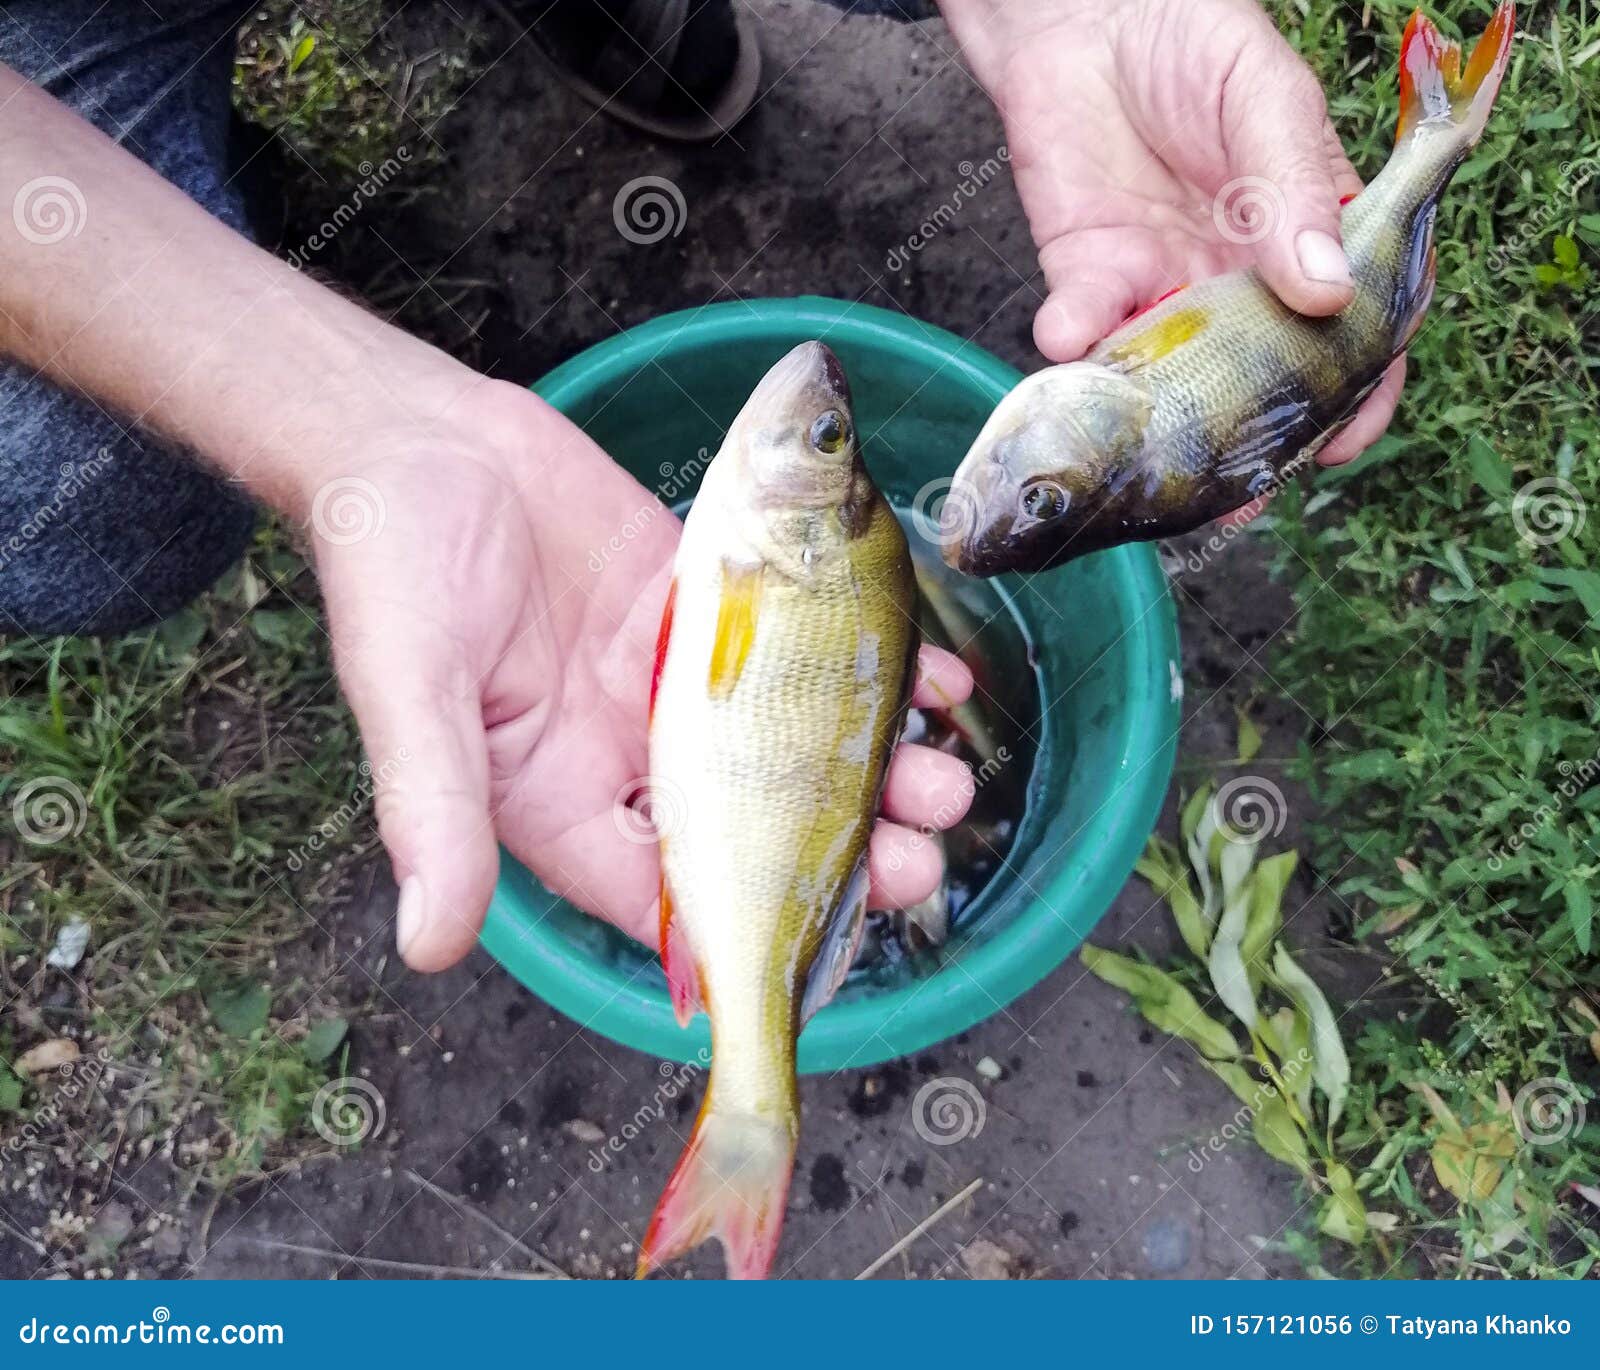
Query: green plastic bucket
xmin=481 ymin=296 xmax=1179 ymax=1072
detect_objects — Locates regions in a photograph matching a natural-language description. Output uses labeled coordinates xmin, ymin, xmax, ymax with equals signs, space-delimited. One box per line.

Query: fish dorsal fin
xmin=659 ymin=870 xmax=704 ymax=1028
xmin=799 ymin=854 xmax=871 ymax=1024
xmin=709 ymin=559 xmax=763 ymax=698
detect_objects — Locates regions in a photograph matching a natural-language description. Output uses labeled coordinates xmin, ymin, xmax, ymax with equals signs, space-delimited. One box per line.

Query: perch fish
xmin=638 ymin=341 xmax=917 ymax=1280
xmin=943 ymin=3 xmax=1515 ymax=575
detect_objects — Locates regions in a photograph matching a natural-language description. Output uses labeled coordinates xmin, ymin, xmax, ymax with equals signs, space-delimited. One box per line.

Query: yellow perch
xmin=638 ymin=341 xmax=917 ymax=1280
xmin=944 ymin=4 xmax=1515 ymax=575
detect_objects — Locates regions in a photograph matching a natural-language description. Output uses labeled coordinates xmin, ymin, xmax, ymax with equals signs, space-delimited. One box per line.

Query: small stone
xmin=975 ymin=1056 xmax=1003 ymax=1081
xmin=959 ymin=1237 xmax=1019 ymax=1280
xmin=564 ymin=1119 xmax=606 ymax=1144
xmin=1141 ymin=1218 xmax=1191 ymax=1274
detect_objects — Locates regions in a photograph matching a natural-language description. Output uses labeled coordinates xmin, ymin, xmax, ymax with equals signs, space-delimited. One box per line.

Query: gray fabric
xmin=0 ymin=2 xmax=257 ymax=637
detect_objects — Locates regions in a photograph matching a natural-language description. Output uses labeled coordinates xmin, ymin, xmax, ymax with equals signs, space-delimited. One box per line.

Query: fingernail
xmin=396 ymin=875 xmax=424 ymax=958
xmin=1295 ymin=229 xmax=1353 ymax=286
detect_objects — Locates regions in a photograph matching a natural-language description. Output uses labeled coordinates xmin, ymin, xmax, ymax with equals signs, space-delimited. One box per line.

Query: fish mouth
xmin=939 ymin=450 xmax=1017 ymax=578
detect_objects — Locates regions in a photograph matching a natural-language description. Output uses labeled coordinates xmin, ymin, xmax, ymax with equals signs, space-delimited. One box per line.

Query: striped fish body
xmin=638 ymin=341 xmax=916 ymax=1280
xmin=945 ymin=4 xmax=1515 ymax=576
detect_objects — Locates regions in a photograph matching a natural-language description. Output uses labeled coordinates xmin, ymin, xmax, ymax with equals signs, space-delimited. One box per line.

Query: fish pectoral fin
xmin=799 ymin=854 xmax=871 ymax=1024
xmin=659 ymin=872 xmax=704 ymax=1028
xmin=708 ymin=558 xmax=764 ymax=698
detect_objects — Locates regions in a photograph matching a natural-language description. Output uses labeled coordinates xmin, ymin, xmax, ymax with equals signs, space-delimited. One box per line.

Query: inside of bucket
xmin=545 ymin=326 xmax=1047 ymax=1003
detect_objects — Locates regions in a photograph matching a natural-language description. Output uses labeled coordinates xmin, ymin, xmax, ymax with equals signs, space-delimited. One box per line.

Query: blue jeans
xmin=0 ymin=2 xmax=257 ymax=635
xmin=0 ymin=0 xmax=934 ymax=637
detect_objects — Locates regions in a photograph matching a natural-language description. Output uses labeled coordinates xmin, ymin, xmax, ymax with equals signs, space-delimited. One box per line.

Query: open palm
xmin=313 ymin=382 xmax=973 ymax=969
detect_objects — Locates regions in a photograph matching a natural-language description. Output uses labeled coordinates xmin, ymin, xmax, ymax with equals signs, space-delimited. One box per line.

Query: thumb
xmin=1217 ymin=38 xmax=1354 ymax=317
xmin=330 ymin=608 xmax=500 ymax=972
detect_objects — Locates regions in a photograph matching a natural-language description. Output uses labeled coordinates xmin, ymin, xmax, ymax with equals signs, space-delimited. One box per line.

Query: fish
xmin=942 ymin=3 xmax=1515 ymax=577
xmin=637 ymin=340 xmax=917 ymax=1280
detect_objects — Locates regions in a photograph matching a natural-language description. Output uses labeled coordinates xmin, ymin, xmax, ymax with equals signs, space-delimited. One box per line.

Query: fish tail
xmin=635 ymin=1085 xmax=796 ymax=1280
xmin=1395 ymin=3 xmax=1514 ymax=149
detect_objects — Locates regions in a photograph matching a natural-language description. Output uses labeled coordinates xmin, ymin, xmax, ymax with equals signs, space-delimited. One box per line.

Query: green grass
xmin=1260 ymin=0 xmax=1600 ymax=1276
xmin=0 ymin=528 xmax=371 ymax=1202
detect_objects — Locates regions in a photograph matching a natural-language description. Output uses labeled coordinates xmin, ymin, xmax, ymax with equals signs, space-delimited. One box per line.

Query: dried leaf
xmin=1431 ymin=1121 xmax=1516 ymax=1204
xmin=14 ymin=1039 xmax=80 ymax=1075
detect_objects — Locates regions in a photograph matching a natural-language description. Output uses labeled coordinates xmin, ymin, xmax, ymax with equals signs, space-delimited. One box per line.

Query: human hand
xmin=313 ymin=381 xmax=976 ymax=970
xmin=0 ymin=54 xmax=971 ymax=971
xmin=941 ymin=0 xmax=1404 ymax=469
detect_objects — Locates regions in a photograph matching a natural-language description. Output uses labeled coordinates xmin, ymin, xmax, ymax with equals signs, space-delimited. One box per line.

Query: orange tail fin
xmin=1396 ymin=3 xmax=1515 ymax=146
xmin=636 ymin=1097 xmax=796 ymax=1281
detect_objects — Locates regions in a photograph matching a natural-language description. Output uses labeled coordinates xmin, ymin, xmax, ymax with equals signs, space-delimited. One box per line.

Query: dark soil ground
xmin=2 ymin=0 xmax=1363 ymax=1279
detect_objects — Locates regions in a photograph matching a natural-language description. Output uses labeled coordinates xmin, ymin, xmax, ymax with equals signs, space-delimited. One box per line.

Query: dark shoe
xmin=524 ymin=0 xmax=760 ymax=143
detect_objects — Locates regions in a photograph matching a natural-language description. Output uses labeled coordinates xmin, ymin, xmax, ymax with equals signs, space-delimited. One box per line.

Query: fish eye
xmin=810 ymin=409 xmax=849 ymax=455
xmin=1021 ymin=480 xmax=1066 ymax=520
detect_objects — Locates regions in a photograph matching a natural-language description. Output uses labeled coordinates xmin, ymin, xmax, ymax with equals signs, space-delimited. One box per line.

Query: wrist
xmin=938 ymin=0 xmax=1113 ymax=89
xmin=159 ymin=262 xmax=495 ymax=519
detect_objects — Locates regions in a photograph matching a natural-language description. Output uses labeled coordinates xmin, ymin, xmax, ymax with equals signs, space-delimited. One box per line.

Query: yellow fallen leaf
xmin=1431 ymin=1121 xmax=1516 ymax=1204
xmin=14 ymin=1038 xmax=80 ymax=1076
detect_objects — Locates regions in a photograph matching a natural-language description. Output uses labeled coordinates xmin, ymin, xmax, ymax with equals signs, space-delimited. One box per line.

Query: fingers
xmin=1035 ymin=276 xmax=1139 ymax=363
xmin=1032 ymin=227 xmax=1184 ymax=362
xmin=867 ymin=820 xmax=944 ymax=909
xmin=1319 ymin=355 xmax=1406 ymax=466
xmin=912 ymin=642 xmax=974 ymax=709
xmin=329 ymin=610 xmax=500 ymax=973
xmin=882 ymin=743 xmax=974 ymax=830
xmin=1219 ymin=37 xmax=1355 ymax=317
